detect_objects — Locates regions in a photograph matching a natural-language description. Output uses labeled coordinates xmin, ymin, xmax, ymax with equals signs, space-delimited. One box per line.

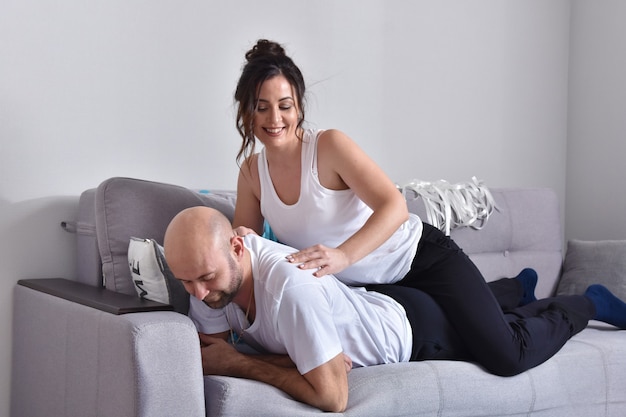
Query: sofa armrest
xmin=17 ymin=278 xmax=173 ymax=314
xmin=12 ymin=283 xmax=205 ymax=417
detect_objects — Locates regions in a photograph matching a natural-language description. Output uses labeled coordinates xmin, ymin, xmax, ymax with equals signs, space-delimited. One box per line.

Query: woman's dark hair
xmin=234 ymin=39 xmax=306 ymax=165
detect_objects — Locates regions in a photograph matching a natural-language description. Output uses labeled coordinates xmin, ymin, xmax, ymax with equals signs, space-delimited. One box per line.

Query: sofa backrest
xmin=407 ymin=187 xmax=563 ymax=298
xmin=76 ymin=177 xmax=236 ymax=295
xmin=74 ymin=177 xmax=563 ymax=299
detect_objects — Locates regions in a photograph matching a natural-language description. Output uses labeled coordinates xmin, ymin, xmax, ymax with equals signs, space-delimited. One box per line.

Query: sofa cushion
xmin=557 ymin=239 xmax=626 ymax=300
xmin=95 ymin=177 xmax=236 ymax=296
xmin=203 ymin=327 xmax=626 ymax=416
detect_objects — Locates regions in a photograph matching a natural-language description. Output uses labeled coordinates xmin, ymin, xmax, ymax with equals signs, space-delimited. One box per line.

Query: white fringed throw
xmin=397 ymin=176 xmax=498 ymax=236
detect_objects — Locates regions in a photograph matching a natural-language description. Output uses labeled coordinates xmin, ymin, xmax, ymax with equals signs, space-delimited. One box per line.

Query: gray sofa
xmin=11 ymin=177 xmax=626 ymax=416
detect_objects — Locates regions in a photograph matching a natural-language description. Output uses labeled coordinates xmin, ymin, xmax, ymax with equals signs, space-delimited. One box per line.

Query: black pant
xmin=370 ymin=224 xmax=595 ymax=376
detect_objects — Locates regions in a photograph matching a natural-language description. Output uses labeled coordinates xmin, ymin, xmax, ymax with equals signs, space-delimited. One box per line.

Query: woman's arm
xmin=233 ymin=156 xmax=265 ymax=235
xmin=288 ymin=129 xmax=409 ymax=277
xmin=199 ymin=335 xmax=349 ymax=412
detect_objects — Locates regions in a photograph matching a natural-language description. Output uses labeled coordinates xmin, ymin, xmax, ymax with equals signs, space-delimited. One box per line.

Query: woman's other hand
xmin=233 ymin=226 xmax=258 ymax=237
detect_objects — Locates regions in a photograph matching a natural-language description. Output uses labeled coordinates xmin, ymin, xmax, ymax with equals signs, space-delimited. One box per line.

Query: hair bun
xmin=245 ymin=39 xmax=286 ymax=62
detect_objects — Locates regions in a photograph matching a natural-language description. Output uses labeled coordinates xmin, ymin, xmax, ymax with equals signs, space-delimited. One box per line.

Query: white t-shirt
xmin=189 ymin=235 xmax=412 ymax=374
xmin=257 ymin=129 xmax=422 ymax=285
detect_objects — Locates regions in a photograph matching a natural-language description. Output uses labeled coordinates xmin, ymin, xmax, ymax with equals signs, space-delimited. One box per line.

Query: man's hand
xmin=286 ymin=244 xmax=350 ymax=277
xmin=199 ymin=334 xmax=241 ymax=375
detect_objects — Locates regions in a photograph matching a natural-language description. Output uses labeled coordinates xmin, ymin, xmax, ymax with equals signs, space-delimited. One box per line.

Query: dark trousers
xmin=369 ymin=223 xmax=595 ymax=376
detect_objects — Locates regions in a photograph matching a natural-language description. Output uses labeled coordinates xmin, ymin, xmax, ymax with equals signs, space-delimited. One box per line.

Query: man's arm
xmin=198 ymin=332 xmax=296 ymax=368
xmin=199 ymin=331 xmax=228 ymax=344
xmin=238 ymin=350 xmax=353 ymax=372
xmin=249 ymin=353 xmax=297 ymax=368
xmin=199 ymin=335 xmax=349 ymax=412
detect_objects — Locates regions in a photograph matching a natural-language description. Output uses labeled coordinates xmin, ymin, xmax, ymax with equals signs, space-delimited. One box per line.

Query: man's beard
xmin=203 ymin=255 xmax=243 ymax=309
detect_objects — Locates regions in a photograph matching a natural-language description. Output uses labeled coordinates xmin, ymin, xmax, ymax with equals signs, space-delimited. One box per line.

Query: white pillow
xmin=128 ymin=237 xmax=189 ymax=314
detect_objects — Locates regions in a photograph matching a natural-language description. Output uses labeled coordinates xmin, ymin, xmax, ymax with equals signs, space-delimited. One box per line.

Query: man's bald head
xmin=164 ymin=206 xmax=234 ymax=280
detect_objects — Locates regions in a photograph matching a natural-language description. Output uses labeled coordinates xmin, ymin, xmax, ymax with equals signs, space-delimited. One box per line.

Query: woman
xmin=231 ymin=39 xmax=626 ymax=375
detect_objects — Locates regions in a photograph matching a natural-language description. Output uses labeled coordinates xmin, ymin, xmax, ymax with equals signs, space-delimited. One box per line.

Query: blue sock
xmin=584 ymin=284 xmax=626 ymax=329
xmin=516 ymin=268 xmax=538 ymax=306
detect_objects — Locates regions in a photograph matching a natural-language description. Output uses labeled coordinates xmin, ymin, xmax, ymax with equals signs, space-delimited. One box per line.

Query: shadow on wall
xmin=0 ymin=195 xmax=80 ymax=281
xmin=1 ymin=194 xmax=80 ymax=417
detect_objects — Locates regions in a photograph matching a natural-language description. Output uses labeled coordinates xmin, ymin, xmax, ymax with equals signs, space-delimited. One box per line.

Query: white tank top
xmin=258 ymin=129 xmax=422 ymax=285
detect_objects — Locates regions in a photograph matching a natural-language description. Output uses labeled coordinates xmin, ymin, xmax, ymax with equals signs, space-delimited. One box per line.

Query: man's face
xmin=175 ymin=248 xmax=243 ymax=309
xmin=200 ymin=254 xmax=243 ymax=309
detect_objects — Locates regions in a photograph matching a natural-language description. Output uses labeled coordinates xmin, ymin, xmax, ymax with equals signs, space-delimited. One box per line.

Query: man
xmin=163 ymin=206 xmax=626 ymax=412
xmin=163 ymin=206 xmax=448 ymax=412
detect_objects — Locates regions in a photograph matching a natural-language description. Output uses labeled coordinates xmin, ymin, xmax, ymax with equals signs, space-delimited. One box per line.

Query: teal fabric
xmin=262 ymin=221 xmax=278 ymax=242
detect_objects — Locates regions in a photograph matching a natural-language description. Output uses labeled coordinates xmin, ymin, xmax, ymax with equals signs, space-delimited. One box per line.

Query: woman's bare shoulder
xmin=317 ymin=129 xmax=365 ymax=158
xmin=239 ymin=153 xmax=260 ymax=179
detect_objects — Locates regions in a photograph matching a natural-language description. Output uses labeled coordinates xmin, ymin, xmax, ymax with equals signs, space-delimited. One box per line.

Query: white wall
xmin=0 ymin=1 xmax=570 ymax=415
xmin=566 ymin=0 xmax=626 ymax=242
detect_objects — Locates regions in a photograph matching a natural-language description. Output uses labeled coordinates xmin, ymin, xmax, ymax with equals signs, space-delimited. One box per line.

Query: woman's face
xmin=253 ymin=75 xmax=300 ymax=146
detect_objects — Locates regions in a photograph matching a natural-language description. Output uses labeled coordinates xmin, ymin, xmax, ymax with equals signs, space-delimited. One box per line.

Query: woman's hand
xmin=286 ymin=244 xmax=350 ymax=277
xmin=233 ymin=226 xmax=258 ymax=237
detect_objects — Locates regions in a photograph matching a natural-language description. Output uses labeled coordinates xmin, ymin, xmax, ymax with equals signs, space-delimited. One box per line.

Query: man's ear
xmin=230 ymin=235 xmax=245 ymax=259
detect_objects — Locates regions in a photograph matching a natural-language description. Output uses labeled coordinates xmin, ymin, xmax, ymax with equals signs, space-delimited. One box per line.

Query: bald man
xmin=163 ymin=206 xmax=428 ymax=412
